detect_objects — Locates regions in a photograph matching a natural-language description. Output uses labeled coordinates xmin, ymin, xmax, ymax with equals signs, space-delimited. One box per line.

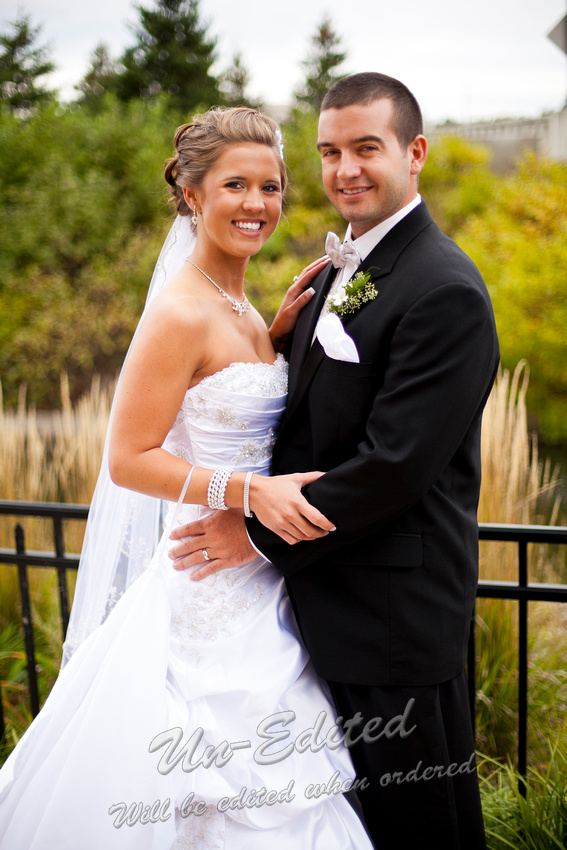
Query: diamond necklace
xmin=187 ymin=260 xmax=250 ymax=317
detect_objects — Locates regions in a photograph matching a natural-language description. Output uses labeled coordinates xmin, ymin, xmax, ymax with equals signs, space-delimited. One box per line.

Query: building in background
xmin=429 ymin=108 xmax=567 ymax=171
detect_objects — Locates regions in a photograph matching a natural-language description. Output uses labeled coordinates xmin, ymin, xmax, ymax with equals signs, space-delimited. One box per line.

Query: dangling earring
xmin=191 ymin=207 xmax=199 ymax=227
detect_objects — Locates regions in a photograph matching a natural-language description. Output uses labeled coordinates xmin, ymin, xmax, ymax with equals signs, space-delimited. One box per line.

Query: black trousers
xmin=328 ymin=670 xmax=486 ymax=850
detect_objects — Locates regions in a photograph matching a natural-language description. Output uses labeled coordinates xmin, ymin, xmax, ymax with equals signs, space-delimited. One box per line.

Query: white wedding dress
xmin=0 ymin=356 xmax=372 ymax=850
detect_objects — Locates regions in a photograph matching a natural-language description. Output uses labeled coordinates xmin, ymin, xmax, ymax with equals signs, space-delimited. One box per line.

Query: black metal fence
xmin=0 ymin=501 xmax=88 ymax=731
xmin=470 ymin=522 xmax=567 ymax=788
xmin=1 ymin=500 xmax=566 ymax=782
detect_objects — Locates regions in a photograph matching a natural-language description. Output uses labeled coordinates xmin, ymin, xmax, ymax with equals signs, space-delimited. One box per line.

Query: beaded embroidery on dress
xmin=0 ymin=357 xmax=373 ymax=850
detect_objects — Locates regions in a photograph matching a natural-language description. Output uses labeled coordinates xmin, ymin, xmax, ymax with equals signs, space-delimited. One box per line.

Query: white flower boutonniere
xmin=326 ymin=270 xmax=378 ymax=319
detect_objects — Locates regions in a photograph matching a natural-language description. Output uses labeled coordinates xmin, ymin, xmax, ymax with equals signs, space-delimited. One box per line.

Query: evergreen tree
xmin=0 ymin=14 xmax=55 ymax=115
xmin=219 ymin=53 xmax=260 ymax=108
xmin=294 ymin=15 xmax=346 ymax=111
xmin=115 ymin=0 xmax=222 ymax=113
xmin=76 ymin=44 xmax=120 ymax=109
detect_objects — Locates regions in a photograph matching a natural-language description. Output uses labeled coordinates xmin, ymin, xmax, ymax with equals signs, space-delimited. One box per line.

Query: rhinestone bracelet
xmin=207 ymin=467 xmax=233 ymax=511
xmin=243 ymin=471 xmax=254 ymax=518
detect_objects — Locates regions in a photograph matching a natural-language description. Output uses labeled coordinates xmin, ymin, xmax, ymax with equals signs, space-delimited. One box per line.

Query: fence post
xmin=15 ymin=524 xmax=41 ymax=717
xmin=53 ymin=515 xmax=70 ymax=639
xmin=518 ymin=539 xmax=528 ymax=796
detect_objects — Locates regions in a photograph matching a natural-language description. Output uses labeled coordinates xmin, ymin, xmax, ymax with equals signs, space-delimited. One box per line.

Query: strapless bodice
xmin=162 ymin=355 xmax=288 ymax=473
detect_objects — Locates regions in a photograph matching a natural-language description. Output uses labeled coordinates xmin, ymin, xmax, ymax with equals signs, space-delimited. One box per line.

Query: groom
xmin=171 ymin=73 xmax=499 ymax=848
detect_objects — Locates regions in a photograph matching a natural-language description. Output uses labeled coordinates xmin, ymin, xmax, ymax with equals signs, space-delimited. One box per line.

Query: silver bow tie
xmin=325 ymin=232 xmax=361 ymax=269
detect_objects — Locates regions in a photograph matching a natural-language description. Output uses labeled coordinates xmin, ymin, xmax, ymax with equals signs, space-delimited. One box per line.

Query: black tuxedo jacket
xmin=247 ymin=202 xmax=499 ymax=687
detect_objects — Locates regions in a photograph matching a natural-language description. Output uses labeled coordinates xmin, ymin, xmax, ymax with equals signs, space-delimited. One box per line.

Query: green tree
xmin=419 ymin=134 xmax=496 ymax=236
xmin=115 ymin=0 xmax=221 ymax=113
xmin=0 ymin=97 xmax=175 ymax=405
xmin=219 ymin=53 xmax=259 ymax=108
xmin=294 ymin=15 xmax=346 ymax=112
xmin=0 ymin=14 xmax=54 ymax=115
xmin=454 ymin=153 xmax=567 ymax=444
xmin=76 ymin=44 xmax=120 ymax=110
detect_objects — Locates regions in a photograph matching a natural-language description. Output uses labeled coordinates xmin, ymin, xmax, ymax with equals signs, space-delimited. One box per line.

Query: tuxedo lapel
xmin=286 ymin=260 xmax=335 ymax=400
xmin=346 ymin=202 xmax=433 ymax=293
xmin=284 ymin=338 xmax=326 ymax=426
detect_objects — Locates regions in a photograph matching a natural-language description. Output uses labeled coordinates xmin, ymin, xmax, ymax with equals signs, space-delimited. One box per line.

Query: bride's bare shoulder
xmin=142 ymin=275 xmax=212 ymax=338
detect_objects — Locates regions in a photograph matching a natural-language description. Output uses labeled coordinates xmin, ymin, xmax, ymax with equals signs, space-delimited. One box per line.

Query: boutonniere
xmin=326 ymin=270 xmax=379 ymax=319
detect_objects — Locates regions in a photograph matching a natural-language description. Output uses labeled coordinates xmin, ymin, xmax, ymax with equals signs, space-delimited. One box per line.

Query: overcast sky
xmin=3 ymin=0 xmax=566 ymax=123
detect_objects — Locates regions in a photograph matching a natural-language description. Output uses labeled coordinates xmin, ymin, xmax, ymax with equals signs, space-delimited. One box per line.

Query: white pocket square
xmin=316 ymin=313 xmax=360 ymax=363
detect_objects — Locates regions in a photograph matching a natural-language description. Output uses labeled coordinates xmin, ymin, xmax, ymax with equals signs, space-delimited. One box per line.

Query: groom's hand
xmin=168 ymin=509 xmax=256 ymax=581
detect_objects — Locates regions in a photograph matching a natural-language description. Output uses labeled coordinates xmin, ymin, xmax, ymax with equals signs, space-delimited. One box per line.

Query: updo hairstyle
xmin=164 ymin=107 xmax=286 ymax=226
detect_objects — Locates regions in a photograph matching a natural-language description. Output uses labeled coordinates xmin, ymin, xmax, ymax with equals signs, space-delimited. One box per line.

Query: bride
xmin=0 ymin=107 xmax=373 ymax=849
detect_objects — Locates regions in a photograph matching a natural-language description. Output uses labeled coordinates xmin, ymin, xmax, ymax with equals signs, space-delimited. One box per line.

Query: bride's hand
xmin=269 ymin=256 xmax=330 ymax=353
xmin=249 ymin=471 xmax=335 ymax=545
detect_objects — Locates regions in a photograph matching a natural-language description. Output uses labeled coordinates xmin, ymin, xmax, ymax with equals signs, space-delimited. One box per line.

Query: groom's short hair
xmin=321 ymin=72 xmax=423 ymax=149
